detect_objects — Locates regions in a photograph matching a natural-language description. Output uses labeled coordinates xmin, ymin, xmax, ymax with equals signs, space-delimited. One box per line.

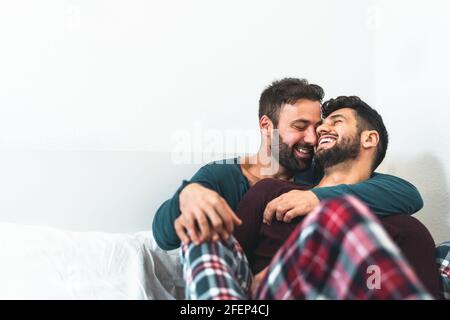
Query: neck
xmin=240 ymin=147 xmax=294 ymax=186
xmin=317 ymin=158 xmax=372 ymax=187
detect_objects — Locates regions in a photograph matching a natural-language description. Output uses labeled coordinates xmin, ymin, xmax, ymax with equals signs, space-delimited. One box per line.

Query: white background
xmin=0 ymin=0 xmax=448 ymax=243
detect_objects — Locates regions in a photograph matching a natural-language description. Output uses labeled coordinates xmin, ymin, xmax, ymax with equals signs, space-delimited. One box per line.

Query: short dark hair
xmin=259 ymin=78 xmax=324 ymax=127
xmin=321 ymin=96 xmax=389 ymax=171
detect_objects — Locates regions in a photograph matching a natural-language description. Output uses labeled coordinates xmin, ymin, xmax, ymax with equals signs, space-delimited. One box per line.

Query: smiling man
xmin=180 ymin=96 xmax=437 ymax=300
xmin=152 ymin=78 xmax=424 ymax=252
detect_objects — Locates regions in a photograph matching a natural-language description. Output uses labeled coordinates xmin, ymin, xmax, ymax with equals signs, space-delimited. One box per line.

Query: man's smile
xmin=294 ymin=145 xmax=314 ymax=159
xmin=316 ymin=134 xmax=338 ymax=152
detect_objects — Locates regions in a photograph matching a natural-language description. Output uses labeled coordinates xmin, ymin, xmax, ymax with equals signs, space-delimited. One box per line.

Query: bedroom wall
xmin=0 ymin=0 xmax=375 ymax=231
xmin=374 ymin=0 xmax=450 ymax=244
xmin=0 ymin=1 xmax=448 ymax=243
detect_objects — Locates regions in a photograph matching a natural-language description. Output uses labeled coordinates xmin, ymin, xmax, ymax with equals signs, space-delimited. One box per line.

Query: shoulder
xmin=198 ymin=158 xmax=250 ymax=203
xmin=195 ymin=158 xmax=244 ymax=182
xmin=369 ymin=172 xmax=414 ymax=185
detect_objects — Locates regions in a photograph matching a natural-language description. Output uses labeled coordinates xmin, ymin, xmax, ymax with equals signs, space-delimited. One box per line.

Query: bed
xmin=1 ymin=221 xmax=448 ymax=300
xmin=0 ymin=222 xmax=184 ymax=299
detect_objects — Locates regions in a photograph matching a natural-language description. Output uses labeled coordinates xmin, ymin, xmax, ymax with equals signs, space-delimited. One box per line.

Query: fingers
xmin=232 ymin=213 xmax=242 ymax=226
xmin=264 ymin=196 xmax=296 ymax=224
xmin=204 ymin=205 xmax=225 ymax=234
xmin=263 ymin=197 xmax=283 ymax=225
xmin=214 ymin=198 xmax=241 ymax=234
xmin=216 ymin=201 xmax=233 ymax=234
xmin=178 ymin=191 xmax=241 ymax=246
xmin=176 ymin=212 xmax=222 ymax=245
xmin=283 ymin=208 xmax=299 ymax=223
xmin=174 ymin=217 xmax=190 ymax=244
xmin=183 ymin=212 xmax=201 ymax=244
xmin=202 ymin=203 xmax=230 ymax=241
xmin=204 ymin=199 xmax=241 ymax=241
xmin=178 ymin=206 xmax=232 ymax=245
xmin=275 ymin=204 xmax=287 ymax=222
xmin=203 ymin=209 xmax=230 ymax=241
xmin=219 ymin=229 xmax=230 ymax=241
xmin=193 ymin=208 xmax=212 ymax=243
xmin=224 ymin=200 xmax=243 ymax=226
xmin=283 ymin=204 xmax=311 ymax=222
xmin=263 ymin=200 xmax=275 ymax=225
xmin=212 ymin=232 xmax=220 ymax=241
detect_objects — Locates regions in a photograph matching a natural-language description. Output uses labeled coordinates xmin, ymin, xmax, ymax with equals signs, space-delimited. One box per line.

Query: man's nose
xmin=303 ymin=126 xmax=318 ymax=146
xmin=316 ymin=122 xmax=330 ymax=137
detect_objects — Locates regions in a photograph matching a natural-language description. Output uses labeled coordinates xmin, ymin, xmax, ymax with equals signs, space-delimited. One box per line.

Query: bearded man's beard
xmin=314 ymin=134 xmax=361 ymax=169
xmin=271 ymin=134 xmax=313 ymax=172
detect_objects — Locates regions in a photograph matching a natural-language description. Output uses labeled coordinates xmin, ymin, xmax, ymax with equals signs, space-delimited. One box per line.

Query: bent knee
xmin=380 ymin=215 xmax=435 ymax=247
xmin=306 ymin=195 xmax=377 ymax=230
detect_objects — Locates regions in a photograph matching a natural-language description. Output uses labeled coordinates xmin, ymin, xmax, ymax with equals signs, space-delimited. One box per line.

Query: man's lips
xmin=294 ymin=145 xmax=313 ymax=159
xmin=317 ymin=134 xmax=337 ymax=152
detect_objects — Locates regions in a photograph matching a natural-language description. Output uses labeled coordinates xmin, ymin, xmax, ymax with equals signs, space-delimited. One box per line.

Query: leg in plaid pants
xmin=180 ymin=195 xmax=432 ymax=300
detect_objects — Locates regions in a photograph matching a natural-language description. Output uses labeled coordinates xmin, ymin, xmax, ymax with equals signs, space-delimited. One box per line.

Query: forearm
xmin=152 ymin=197 xmax=182 ymax=250
xmin=311 ymin=173 xmax=423 ymax=216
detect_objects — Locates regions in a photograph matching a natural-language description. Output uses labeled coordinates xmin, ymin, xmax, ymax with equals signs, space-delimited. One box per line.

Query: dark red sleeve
xmin=233 ymin=185 xmax=265 ymax=261
xmin=234 ymin=178 xmax=308 ymax=263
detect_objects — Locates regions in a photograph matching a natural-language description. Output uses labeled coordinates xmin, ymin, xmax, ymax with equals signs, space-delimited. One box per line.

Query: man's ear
xmin=259 ymin=115 xmax=274 ymax=137
xmin=361 ymin=130 xmax=379 ymax=149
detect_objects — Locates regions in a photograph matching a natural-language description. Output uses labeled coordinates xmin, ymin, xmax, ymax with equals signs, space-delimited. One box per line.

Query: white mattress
xmin=0 ymin=222 xmax=184 ymax=299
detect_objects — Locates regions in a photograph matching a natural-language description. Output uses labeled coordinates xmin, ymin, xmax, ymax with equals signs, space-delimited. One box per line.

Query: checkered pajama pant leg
xmin=436 ymin=241 xmax=450 ymax=299
xmin=181 ymin=195 xmax=433 ymax=300
xmin=180 ymin=235 xmax=252 ymax=299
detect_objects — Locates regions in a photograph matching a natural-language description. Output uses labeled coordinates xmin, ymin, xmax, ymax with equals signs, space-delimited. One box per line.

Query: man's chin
xmin=291 ymin=158 xmax=312 ymax=172
xmin=315 ymin=145 xmax=332 ymax=154
xmin=314 ymin=147 xmax=333 ymax=160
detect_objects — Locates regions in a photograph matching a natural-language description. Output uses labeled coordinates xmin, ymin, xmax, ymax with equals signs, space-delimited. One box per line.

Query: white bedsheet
xmin=0 ymin=222 xmax=185 ymax=299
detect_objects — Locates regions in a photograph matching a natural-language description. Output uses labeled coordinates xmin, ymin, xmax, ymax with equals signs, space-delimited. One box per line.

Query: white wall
xmin=375 ymin=0 xmax=450 ymax=244
xmin=0 ymin=1 xmax=448 ymax=242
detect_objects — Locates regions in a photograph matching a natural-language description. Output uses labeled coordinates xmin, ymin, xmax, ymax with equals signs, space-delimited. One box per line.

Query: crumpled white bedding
xmin=0 ymin=222 xmax=185 ymax=300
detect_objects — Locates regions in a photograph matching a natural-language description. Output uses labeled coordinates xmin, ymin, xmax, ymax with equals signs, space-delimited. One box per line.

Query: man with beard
xmin=152 ymin=78 xmax=424 ymax=252
xmin=180 ymin=96 xmax=438 ymax=299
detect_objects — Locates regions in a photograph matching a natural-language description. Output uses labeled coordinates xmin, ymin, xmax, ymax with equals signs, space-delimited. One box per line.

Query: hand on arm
xmin=175 ymin=183 xmax=242 ymax=245
xmin=263 ymin=190 xmax=319 ymax=225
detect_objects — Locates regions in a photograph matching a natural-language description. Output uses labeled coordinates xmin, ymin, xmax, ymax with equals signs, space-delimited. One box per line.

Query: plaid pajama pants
xmin=436 ymin=242 xmax=450 ymax=299
xmin=180 ymin=195 xmax=432 ymax=300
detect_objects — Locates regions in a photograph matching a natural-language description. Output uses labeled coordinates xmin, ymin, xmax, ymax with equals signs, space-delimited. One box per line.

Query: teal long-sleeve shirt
xmin=152 ymin=158 xmax=423 ymax=250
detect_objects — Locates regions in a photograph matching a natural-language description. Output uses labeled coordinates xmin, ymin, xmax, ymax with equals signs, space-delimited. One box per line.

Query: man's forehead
xmin=280 ymin=100 xmax=321 ymax=119
xmin=325 ymin=107 xmax=356 ymax=120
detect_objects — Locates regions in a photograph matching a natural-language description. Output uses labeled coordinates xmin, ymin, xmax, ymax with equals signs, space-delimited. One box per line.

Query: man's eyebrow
xmin=291 ymin=119 xmax=310 ymax=125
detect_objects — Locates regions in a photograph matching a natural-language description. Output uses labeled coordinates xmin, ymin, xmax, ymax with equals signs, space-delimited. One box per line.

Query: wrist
xmin=307 ymin=190 xmax=320 ymax=209
xmin=179 ymin=182 xmax=195 ymax=204
xmin=179 ymin=182 xmax=205 ymax=204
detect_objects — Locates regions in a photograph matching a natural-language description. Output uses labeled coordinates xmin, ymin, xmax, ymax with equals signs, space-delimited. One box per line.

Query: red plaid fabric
xmin=436 ymin=242 xmax=450 ymax=299
xmin=181 ymin=195 xmax=432 ymax=300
